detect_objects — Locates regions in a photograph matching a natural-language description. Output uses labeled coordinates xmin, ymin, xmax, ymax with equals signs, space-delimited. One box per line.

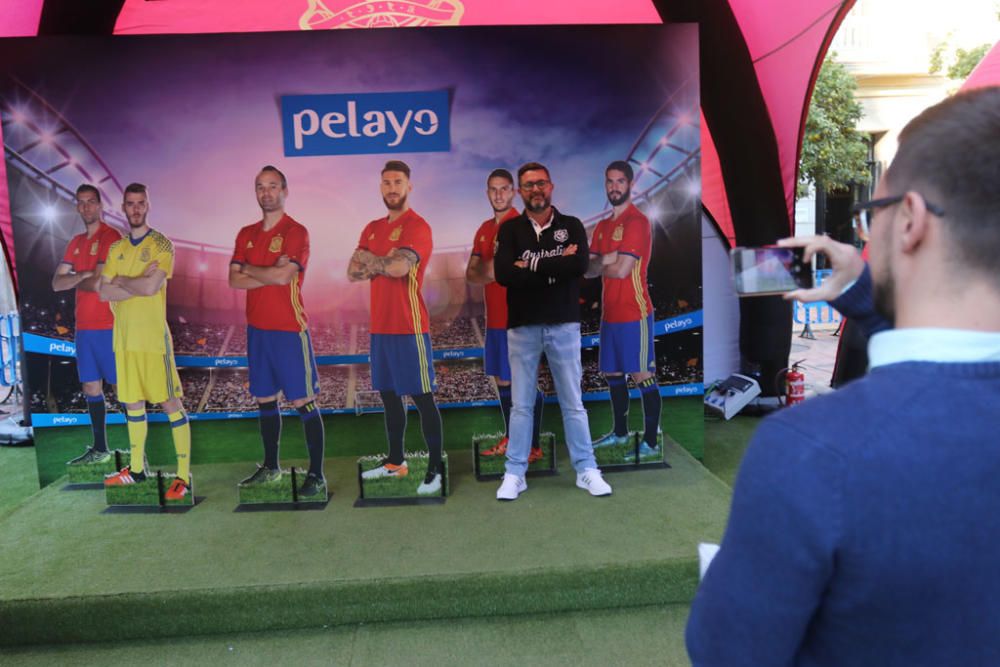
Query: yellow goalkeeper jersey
xmin=102 ymin=229 xmax=175 ymax=354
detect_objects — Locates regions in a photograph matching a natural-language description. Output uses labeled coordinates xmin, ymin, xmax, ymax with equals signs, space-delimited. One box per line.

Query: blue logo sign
xmin=281 ymin=90 xmax=450 ymax=157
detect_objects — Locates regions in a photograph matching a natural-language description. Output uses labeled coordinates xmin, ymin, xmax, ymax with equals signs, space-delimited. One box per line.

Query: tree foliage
xmin=798 ymin=55 xmax=869 ymax=197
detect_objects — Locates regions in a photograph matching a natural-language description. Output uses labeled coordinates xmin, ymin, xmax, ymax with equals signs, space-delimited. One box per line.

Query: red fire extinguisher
xmin=785 ymin=363 xmax=805 ymax=406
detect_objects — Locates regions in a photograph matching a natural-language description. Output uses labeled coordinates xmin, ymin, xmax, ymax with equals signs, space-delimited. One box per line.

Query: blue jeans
xmin=505 ymin=322 xmax=597 ymax=477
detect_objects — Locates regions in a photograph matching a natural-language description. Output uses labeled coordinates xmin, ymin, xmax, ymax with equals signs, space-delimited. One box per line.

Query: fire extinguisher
xmin=785 ymin=363 xmax=805 ymax=406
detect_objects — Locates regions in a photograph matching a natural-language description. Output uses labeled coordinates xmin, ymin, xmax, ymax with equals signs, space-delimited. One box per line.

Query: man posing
xmin=99 ymin=184 xmax=191 ymax=501
xmin=229 ymin=166 xmax=326 ymax=497
xmin=493 ymin=162 xmax=612 ymax=500
xmin=586 ymin=161 xmax=661 ymax=461
xmin=466 ymin=168 xmax=545 ymax=463
xmin=348 ymin=160 xmax=443 ymax=496
xmin=53 ymin=184 xmax=122 ymax=465
xmin=687 ymin=88 xmax=1000 ymax=666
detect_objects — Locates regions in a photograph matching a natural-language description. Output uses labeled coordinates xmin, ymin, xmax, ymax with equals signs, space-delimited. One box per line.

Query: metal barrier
xmin=0 ymin=312 xmax=20 ymax=387
xmin=793 ymin=269 xmax=841 ymax=338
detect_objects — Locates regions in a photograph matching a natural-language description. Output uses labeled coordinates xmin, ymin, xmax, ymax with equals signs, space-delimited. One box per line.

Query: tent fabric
xmin=698 ymin=0 xmax=854 ymax=246
xmin=0 ymin=0 xmax=44 ymax=37
xmin=961 ymin=39 xmax=1000 ymax=91
xmin=0 ymin=120 xmax=14 ymax=292
xmin=112 ymin=0 xmax=661 ymax=34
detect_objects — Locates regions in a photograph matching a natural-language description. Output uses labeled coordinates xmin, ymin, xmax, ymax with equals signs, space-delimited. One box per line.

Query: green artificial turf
xmin=0 ymin=445 xmax=40 ymax=514
xmin=0 ymin=603 xmax=695 ymax=667
xmin=473 ymin=431 xmax=556 ymax=477
xmin=702 ymin=413 xmax=762 ymax=487
xmin=0 ymin=443 xmax=729 ymax=646
xmin=31 ymin=397 xmax=703 ymax=488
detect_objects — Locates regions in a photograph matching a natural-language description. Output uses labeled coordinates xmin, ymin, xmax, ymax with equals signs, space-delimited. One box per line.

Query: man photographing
xmin=687 ymin=87 xmax=1000 ymax=666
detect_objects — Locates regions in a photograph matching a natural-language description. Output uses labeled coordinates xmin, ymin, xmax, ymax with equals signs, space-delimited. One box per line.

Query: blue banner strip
xmin=30 ymin=383 xmax=702 ymax=427
xmin=23 ymin=312 xmax=702 ymax=368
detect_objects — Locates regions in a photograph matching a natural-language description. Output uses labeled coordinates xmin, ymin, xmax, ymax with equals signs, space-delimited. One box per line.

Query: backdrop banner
xmin=0 ymin=25 xmax=701 ymax=482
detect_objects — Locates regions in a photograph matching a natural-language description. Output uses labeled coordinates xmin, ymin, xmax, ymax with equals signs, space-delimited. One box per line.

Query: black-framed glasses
xmin=852 ymin=194 xmax=945 ymax=217
xmin=520 ymin=179 xmax=551 ymax=191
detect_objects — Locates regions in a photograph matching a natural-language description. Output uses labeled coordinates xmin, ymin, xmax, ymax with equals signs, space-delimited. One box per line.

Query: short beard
xmin=383 ymin=194 xmax=407 ymax=211
xmin=524 ymin=196 xmax=550 ymax=214
xmin=872 ymin=271 xmax=895 ymax=324
xmin=128 ymin=215 xmax=146 ymax=229
xmin=607 ymin=191 xmax=629 ymax=207
xmin=491 ymin=202 xmax=512 ymax=214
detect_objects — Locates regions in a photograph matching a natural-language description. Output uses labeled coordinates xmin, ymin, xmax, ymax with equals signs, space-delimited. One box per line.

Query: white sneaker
xmin=496 ymin=473 xmax=527 ymax=501
xmin=416 ymin=472 xmax=442 ymax=496
xmin=576 ymin=468 xmax=612 ymax=497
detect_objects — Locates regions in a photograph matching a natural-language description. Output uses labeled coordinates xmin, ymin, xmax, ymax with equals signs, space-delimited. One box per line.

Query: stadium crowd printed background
xmin=0 ymin=24 xmax=702 ymax=429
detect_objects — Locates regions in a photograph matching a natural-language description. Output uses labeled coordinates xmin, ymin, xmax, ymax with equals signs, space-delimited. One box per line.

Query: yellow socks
xmin=125 ymin=408 xmax=147 ymax=474
xmin=168 ymin=410 xmax=192 ymax=483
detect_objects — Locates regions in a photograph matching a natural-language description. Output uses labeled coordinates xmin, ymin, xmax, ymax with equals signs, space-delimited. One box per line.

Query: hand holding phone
xmin=730 ymin=246 xmax=813 ymax=297
xmin=775 ymin=236 xmax=866 ymax=302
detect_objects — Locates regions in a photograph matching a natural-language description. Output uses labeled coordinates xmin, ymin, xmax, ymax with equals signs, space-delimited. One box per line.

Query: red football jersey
xmin=591 ymin=203 xmax=653 ymax=323
xmin=356 ymin=209 xmax=432 ymax=335
xmin=60 ymin=222 xmax=122 ymax=330
xmin=231 ymin=214 xmax=310 ymax=332
xmin=471 ymin=208 xmax=519 ymax=330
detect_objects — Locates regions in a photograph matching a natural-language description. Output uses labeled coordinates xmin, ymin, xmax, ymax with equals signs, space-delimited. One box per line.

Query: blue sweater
xmin=686 ymin=359 xmax=1000 ymax=666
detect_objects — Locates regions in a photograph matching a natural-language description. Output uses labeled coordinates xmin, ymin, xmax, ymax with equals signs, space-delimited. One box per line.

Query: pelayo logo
xmin=281 ymin=90 xmax=450 ymax=157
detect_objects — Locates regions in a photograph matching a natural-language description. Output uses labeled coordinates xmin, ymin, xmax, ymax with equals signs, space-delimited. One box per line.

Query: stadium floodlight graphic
xmin=581 ymin=91 xmax=701 ymax=229
xmin=0 ymin=77 xmax=125 ymax=229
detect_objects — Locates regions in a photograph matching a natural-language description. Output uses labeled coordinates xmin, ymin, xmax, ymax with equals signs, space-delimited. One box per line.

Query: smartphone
xmin=730 ymin=246 xmax=813 ymax=296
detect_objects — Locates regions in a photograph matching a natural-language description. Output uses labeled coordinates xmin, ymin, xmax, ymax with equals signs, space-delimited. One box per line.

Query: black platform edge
xmin=234 ymin=498 xmax=330 ymax=513
xmin=475 ymin=468 xmax=559 ymax=482
xmin=102 ymin=496 xmax=203 ymax=514
xmin=353 ymin=496 xmax=446 ymax=508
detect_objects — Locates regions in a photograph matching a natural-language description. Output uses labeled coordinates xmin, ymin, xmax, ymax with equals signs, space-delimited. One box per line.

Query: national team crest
xmin=612 ymin=225 xmax=624 ymax=242
xmin=300 ymin=0 xmax=465 ymax=30
xmin=90 ymin=241 xmax=99 ymax=255
xmin=247 ymin=240 xmax=254 ymax=249
xmin=269 ymin=236 xmax=284 ymax=253
xmin=140 ymin=247 xmax=151 ymax=262
xmin=554 ymin=229 xmax=569 ymax=243
xmin=389 ymin=226 xmax=402 ymax=241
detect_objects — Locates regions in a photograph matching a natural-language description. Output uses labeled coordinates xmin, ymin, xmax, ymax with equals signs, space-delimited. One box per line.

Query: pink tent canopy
xmin=961 ymin=39 xmax=1000 ymax=92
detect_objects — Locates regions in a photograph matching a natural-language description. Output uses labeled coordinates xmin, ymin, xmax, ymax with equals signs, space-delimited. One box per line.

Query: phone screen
xmin=730 ymin=246 xmax=813 ymax=296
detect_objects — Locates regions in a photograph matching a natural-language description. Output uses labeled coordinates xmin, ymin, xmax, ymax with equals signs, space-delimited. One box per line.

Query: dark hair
xmin=382 ymin=160 xmax=411 ymax=178
xmin=259 ymin=165 xmax=287 ymax=189
xmin=487 ymin=168 xmax=513 ymax=185
xmin=75 ymin=184 xmax=101 ymax=203
xmin=886 ymin=87 xmax=1000 ymax=278
xmin=606 ymin=160 xmax=634 ymax=183
xmin=123 ymin=182 xmax=148 ymax=196
xmin=517 ymin=162 xmax=550 ymax=184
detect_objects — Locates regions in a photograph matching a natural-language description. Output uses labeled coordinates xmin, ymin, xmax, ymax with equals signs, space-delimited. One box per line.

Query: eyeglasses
xmin=520 ymin=180 xmax=551 ymax=191
xmin=851 ymin=194 xmax=945 ymax=217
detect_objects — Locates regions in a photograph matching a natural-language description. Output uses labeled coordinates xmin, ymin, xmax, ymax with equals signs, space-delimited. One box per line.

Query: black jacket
xmin=494 ymin=207 xmax=589 ymax=329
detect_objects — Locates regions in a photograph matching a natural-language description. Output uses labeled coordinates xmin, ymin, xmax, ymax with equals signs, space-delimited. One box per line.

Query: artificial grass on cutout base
xmin=473 ymin=431 xmax=556 ymax=477
xmin=31 ymin=397 xmax=704 ymax=487
xmin=0 ymin=443 xmax=729 ymax=647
